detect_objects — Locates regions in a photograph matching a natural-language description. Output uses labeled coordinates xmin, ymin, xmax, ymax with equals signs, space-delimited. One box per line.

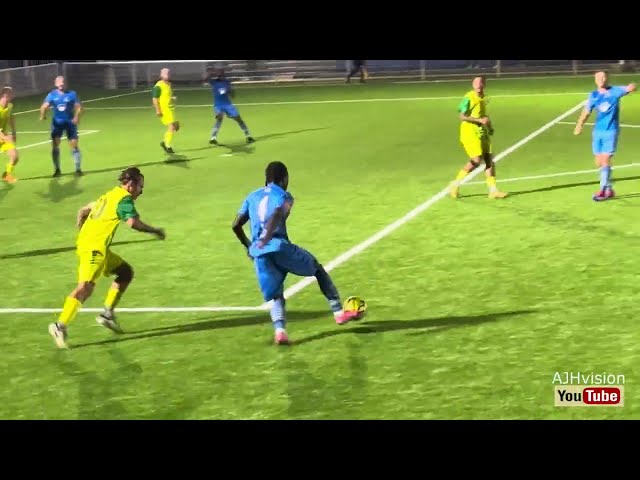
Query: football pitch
xmin=1 ymin=74 xmax=639 ymax=420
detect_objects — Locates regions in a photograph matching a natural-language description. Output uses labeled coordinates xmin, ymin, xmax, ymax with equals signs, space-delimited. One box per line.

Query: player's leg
xmin=48 ymin=250 xmax=104 ymax=348
xmin=160 ymin=111 xmax=177 ymax=154
xmin=96 ymin=252 xmax=132 ymax=333
xmin=272 ymin=243 xmax=360 ymax=325
xmin=592 ymin=131 xmax=617 ymax=201
xmin=1 ymin=142 xmax=18 ymax=184
xmin=483 ymin=141 xmax=507 ymax=199
xmin=254 ymin=255 xmax=289 ymax=344
xmin=67 ymin=124 xmax=82 ymax=176
xmin=449 ymin=137 xmax=483 ymax=198
xmin=51 ymin=126 xmax=62 ymax=177
xmin=229 ymin=106 xmax=255 ymax=144
xmin=210 ymin=110 xmax=224 ymax=145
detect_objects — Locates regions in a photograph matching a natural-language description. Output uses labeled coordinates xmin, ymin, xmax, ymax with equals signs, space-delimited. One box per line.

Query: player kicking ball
xmin=203 ymin=66 xmax=255 ymax=145
xmin=574 ymin=71 xmax=636 ymax=202
xmin=232 ymin=161 xmax=360 ymax=345
xmin=49 ymin=167 xmax=166 ymax=349
xmin=449 ymin=76 xmax=507 ymax=199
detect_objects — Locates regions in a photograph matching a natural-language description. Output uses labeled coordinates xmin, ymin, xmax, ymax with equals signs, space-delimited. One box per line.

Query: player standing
xmin=0 ymin=86 xmax=19 ymax=184
xmin=48 ymin=167 xmax=166 ymax=349
xmin=153 ymin=68 xmax=180 ymax=154
xmin=39 ymin=76 xmax=83 ymax=177
xmin=449 ymin=76 xmax=507 ymax=199
xmin=574 ymin=71 xmax=636 ymax=201
xmin=346 ymin=60 xmax=367 ymax=83
xmin=232 ymin=161 xmax=359 ymax=346
xmin=204 ymin=66 xmax=255 ymax=145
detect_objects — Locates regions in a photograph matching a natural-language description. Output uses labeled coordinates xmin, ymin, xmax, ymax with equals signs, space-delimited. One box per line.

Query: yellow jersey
xmin=152 ymin=80 xmax=173 ymax=110
xmin=77 ymin=186 xmax=139 ymax=252
xmin=458 ymin=90 xmax=489 ymax=140
xmin=0 ymin=102 xmax=13 ymax=134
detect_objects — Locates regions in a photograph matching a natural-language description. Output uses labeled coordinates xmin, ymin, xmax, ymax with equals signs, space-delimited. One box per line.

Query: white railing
xmin=0 ymin=60 xmax=637 ymax=96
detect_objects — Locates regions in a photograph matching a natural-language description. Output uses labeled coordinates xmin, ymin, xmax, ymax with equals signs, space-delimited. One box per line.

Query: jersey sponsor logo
xmin=598 ymin=102 xmax=611 ymax=113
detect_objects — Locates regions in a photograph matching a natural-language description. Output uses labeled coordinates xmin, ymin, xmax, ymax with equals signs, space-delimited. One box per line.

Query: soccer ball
xmin=343 ymin=296 xmax=367 ymax=319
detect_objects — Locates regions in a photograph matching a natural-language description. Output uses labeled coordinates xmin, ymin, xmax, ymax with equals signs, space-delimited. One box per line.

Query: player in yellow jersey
xmin=0 ymin=86 xmax=19 ymax=184
xmin=449 ymin=76 xmax=507 ymax=199
xmin=48 ymin=167 xmax=166 ymax=349
xmin=152 ymin=68 xmax=180 ymax=154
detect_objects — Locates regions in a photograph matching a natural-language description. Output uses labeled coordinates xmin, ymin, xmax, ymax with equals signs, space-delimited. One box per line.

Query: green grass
xmin=1 ymin=74 xmax=639 ymax=419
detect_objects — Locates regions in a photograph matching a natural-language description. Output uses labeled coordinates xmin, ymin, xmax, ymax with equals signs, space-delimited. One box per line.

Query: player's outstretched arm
xmin=574 ymin=108 xmax=591 ymax=135
xmin=126 ymin=217 xmax=166 ymax=240
xmin=626 ymin=83 xmax=637 ymax=94
xmin=232 ymin=213 xmax=251 ymax=250
xmin=76 ymin=202 xmax=95 ymax=229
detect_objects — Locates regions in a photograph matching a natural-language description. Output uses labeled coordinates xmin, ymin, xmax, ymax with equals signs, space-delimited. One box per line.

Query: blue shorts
xmin=215 ymin=104 xmax=239 ymax=118
xmin=254 ymin=243 xmax=319 ymax=302
xmin=592 ymin=130 xmax=619 ymax=156
xmin=51 ymin=121 xmax=78 ymax=140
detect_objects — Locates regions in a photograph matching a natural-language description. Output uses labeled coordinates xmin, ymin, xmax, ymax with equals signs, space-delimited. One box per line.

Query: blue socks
xmin=52 ymin=147 xmax=60 ymax=171
xmin=72 ymin=147 xmax=82 ymax=171
xmin=270 ymin=297 xmax=286 ymax=331
xmin=599 ymin=166 xmax=612 ymax=190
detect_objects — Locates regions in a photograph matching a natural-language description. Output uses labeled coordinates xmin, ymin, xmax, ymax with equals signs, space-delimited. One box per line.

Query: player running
xmin=0 ymin=86 xmax=19 ymax=184
xmin=449 ymin=76 xmax=507 ymax=199
xmin=203 ymin=66 xmax=255 ymax=145
xmin=232 ymin=161 xmax=359 ymax=345
xmin=574 ymin=71 xmax=636 ymax=201
xmin=153 ymin=68 xmax=180 ymax=154
xmin=39 ymin=76 xmax=83 ymax=177
xmin=48 ymin=167 xmax=166 ymax=349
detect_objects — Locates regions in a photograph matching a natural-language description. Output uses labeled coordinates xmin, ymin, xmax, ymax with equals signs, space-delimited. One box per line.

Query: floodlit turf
xmin=1 ymin=74 xmax=639 ymax=419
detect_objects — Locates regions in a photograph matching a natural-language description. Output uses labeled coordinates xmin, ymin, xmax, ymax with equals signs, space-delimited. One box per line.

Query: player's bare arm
xmin=76 ymin=202 xmax=95 ymax=229
xmin=232 ymin=213 xmax=252 ymax=250
xmin=152 ymin=97 xmax=162 ymax=117
xmin=626 ymin=83 xmax=637 ymax=93
xmin=574 ymin=108 xmax=591 ymax=135
xmin=257 ymin=201 xmax=292 ymax=248
xmin=72 ymin=102 xmax=82 ymax=125
xmin=9 ymin=111 xmax=16 ymax=142
xmin=126 ymin=216 xmax=165 ymax=240
xmin=39 ymin=101 xmax=51 ymax=121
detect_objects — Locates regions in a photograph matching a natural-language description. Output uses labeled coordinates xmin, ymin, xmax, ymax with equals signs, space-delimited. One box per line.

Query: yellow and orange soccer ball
xmin=343 ymin=296 xmax=368 ymax=319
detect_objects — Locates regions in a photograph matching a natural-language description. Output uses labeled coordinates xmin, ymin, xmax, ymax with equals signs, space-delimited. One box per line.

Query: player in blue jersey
xmin=232 ymin=161 xmax=359 ymax=345
xmin=574 ymin=71 xmax=636 ymax=201
xmin=39 ymin=76 xmax=84 ymax=177
xmin=203 ymin=66 xmax=255 ymax=145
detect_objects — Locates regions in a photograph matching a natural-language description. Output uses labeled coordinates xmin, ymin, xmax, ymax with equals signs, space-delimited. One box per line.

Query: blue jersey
xmin=208 ymin=78 xmax=233 ymax=106
xmin=44 ymin=89 xmax=80 ymax=124
xmin=585 ymin=86 xmax=629 ymax=132
xmin=239 ymin=182 xmax=294 ymax=257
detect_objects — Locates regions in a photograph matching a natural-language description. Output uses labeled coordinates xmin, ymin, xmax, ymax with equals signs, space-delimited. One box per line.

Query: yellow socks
xmin=456 ymin=170 xmax=469 ymax=182
xmin=104 ymin=287 xmax=123 ymax=311
xmin=164 ymin=130 xmax=174 ymax=148
xmin=58 ymin=297 xmax=82 ymax=326
xmin=6 ymin=163 xmax=14 ymax=174
xmin=486 ymin=175 xmax=497 ymax=192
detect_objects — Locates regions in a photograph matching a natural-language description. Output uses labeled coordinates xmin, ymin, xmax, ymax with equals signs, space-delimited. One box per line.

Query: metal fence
xmin=0 ymin=60 xmax=637 ymax=97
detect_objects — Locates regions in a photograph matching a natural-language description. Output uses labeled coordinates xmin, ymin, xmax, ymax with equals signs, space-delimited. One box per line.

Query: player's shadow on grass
xmin=0 ymin=238 xmax=158 ymax=260
xmin=20 ymin=156 xmax=205 ymax=181
xmin=291 ymin=309 xmax=536 ymax=346
xmin=463 ymin=175 xmax=640 ymax=199
xmin=0 ymin=183 xmax=14 ymax=203
xmin=71 ymin=310 xmax=331 ymax=349
xmin=37 ymin=177 xmax=83 ymax=203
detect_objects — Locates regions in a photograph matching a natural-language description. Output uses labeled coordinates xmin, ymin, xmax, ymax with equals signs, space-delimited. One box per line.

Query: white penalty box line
xmin=0 ymin=100 xmax=585 ymax=315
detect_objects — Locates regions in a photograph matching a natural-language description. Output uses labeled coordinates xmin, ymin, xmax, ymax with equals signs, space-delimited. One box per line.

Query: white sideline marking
xmin=16 ymin=130 xmax=100 ymax=150
xmin=0 ymin=306 xmax=264 ymax=314
xmin=13 ymin=90 xmax=150 ymax=117
xmin=557 ymin=121 xmax=640 ymax=129
xmin=465 ymin=163 xmax=640 ymax=186
xmin=82 ymin=92 xmax=588 ymax=111
xmin=260 ymin=100 xmax=588 ymax=309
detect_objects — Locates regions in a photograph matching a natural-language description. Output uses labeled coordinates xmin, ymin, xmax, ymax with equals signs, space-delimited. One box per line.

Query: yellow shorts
xmin=77 ymin=249 xmax=125 ymax=284
xmin=0 ymin=140 xmax=16 ymax=153
xmin=161 ymin=109 xmax=176 ymax=126
xmin=461 ymin=136 xmax=492 ymax=159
